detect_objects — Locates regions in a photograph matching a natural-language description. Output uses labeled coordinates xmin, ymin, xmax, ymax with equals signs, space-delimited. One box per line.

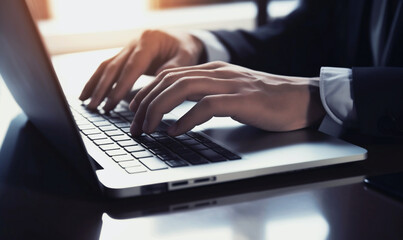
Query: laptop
xmin=0 ymin=0 xmax=367 ymax=198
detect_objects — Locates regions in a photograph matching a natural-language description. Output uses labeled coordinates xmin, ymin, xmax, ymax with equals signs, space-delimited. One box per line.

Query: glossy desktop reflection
xmin=99 ymin=180 xmax=354 ymax=240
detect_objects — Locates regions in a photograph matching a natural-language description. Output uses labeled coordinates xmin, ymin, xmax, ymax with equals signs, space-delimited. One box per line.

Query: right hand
xmin=79 ymin=30 xmax=205 ymax=111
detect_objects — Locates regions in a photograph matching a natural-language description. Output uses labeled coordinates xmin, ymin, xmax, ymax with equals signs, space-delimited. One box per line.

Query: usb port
xmin=194 ymin=178 xmax=210 ymax=184
xmin=172 ymin=181 xmax=188 ymax=187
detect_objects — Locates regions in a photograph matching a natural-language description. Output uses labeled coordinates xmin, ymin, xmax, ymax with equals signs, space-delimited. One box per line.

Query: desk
xmin=0 ymin=51 xmax=402 ymax=240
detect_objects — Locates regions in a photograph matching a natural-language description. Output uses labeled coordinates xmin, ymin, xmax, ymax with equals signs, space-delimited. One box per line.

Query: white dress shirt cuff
xmin=319 ymin=67 xmax=357 ymax=126
xmin=190 ymin=30 xmax=230 ymax=62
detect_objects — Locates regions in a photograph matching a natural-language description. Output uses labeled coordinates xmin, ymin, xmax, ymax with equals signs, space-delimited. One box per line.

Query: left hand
xmin=129 ymin=61 xmax=326 ymax=136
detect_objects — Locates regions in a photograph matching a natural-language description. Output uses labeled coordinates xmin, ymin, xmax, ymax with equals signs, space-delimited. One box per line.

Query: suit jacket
xmin=212 ymin=0 xmax=403 ymax=140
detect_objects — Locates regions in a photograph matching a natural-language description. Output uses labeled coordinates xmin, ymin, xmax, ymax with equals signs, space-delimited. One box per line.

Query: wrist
xmin=307 ymin=77 xmax=326 ymax=127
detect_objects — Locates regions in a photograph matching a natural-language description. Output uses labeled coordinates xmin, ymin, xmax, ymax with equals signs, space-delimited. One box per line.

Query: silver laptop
xmin=0 ymin=0 xmax=367 ymax=198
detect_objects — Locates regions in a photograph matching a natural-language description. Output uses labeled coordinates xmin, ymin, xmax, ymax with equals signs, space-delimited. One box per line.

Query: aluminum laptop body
xmin=0 ymin=0 xmax=367 ymax=198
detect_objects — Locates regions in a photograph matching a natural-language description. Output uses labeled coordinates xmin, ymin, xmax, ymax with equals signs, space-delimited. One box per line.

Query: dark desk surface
xmin=1 ymin=51 xmax=402 ymax=240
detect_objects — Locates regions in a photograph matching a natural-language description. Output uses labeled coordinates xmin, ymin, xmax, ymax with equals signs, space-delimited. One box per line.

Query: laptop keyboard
xmin=70 ymin=103 xmax=241 ymax=174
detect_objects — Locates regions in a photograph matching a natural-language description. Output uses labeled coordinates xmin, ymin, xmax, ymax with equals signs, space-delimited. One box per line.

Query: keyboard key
xmin=170 ymin=146 xmax=194 ymax=155
xmin=203 ymin=142 xmax=221 ymax=149
xmin=150 ymin=131 xmax=168 ymax=139
xmin=121 ymin=127 xmax=131 ymax=133
xmin=175 ymin=134 xmax=192 ymax=141
xmin=136 ymin=135 xmax=155 ymax=144
xmin=105 ymin=149 xmax=127 ymax=157
xmin=165 ymin=159 xmax=188 ymax=167
xmin=75 ymin=119 xmax=90 ymax=125
xmin=77 ymin=124 xmax=94 ymax=130
xmin=132 ymin=151 xmax=153 ymax=159
xmin=113 ymin=155 xmax=135 ymax=162
xmin=117 ymin=111 xmax=135 ymax=119
xmin=111 ymin=135 xmax=132 ymax=141
xmin=86 ymin=116 xmax=105 ymax=122
xmin=100 ymin=143 xmax=120 ymax=151
xmin=180 ymin=139 xmax=200 ymax=146
xmin=118 ymin=140 xmax=138 ymax=147
xmin=139 ymin=157 xmax=168 ymax=170
xmin=104 ymin=112 xmax=121 ymax=118
xmin=198 ymin=149 xmax=226 ymax=162
xmin=94 ymin=138 xmax=114 ymax=145
xmin=105 ymin=129 xmax=125 ymax=136
xmin=119 ymin=160 xmax=142 ymax=168
xmin=181 ymin=153 xmax=209 ymax=165
xmin=125 ymin=145 xmax=145 ymax=152
xmin=113 ymin=106 xmax=128 ymax=113
xmin=149 ymin=147 xmax=170 ymax=155
xmin=190 ymin=144 xmax=209 ymax=151
xmin=226 ymin=154 xmax=241 ymax=160
xmin=125 ymin=165 xmax=148 ymax=174
xmin=99 ymin=125 xmax=118 ymax=131
xmin=88 ymin=133 xmax=107 ymax=140
xmin=186 ymin=132 xmax=207 ymax=142
xmin=82 ymin=128 xmax=102 ymax=135
xmin=114 ymin=122 xmax=131 ymax=128
xmin=81 ymin=112 xmax=100 ymax=118
xmin=109 ymin=119 xmax=126 ymax=124
xmin=157 ymin=153 xmax=180 ymax=161
xmin=213 ymin=148 xmax=241 ymax=160
xmin=93 ymin=121 xmax=112 ymax=127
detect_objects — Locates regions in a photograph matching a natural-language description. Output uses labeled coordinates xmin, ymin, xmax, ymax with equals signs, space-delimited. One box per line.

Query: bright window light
xmin=266 ymin=214 xmax=330 ymax=240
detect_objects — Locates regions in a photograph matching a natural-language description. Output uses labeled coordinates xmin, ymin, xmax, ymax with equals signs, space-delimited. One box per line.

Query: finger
xmin=86 ymin=47 xmax=133 ymax=110
xmin=167 ymin=94 xmax=239 ymax=136
xmin=103 ymin=46 xmax=155 ymax=112
xmin=79 ymin=57 xmax=114 ymax=101
xmin=153 ymin=47 xmax=205 ymax=75
xmin=129 ymin=63 xmax=227 ymax=113
xmin=140 ymin=77 xmax=235 ymax=134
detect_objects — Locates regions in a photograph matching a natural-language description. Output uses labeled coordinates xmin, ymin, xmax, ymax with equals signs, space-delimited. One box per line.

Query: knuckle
xmin=140 ymin=29 xmax=155 ymax=39
xmin=147 ymin=100 xmax=159 ymax=116
xmin=175 ymin=78 xmax=191 ymax=90
xmin=162 ymin=72 xmax=180 ymax=84
xmin=99 ymin=60 xmax=110 ymax=69
xmin=200 ymin=96 xmax=217 ymax=109
xmin=210 ymin=61 xmax=226 ymax=68
xmin=104 ymin=62 xmax=118 ymax=74
xmin=159 ymin=69 xmax=172 ymax=77
xmin=140 ymin=29 xmax=164 ymax=42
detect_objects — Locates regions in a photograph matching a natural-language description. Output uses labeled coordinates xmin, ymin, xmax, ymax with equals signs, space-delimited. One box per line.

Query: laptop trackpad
xmin=163 ymin=101 xmax=323 ymax=155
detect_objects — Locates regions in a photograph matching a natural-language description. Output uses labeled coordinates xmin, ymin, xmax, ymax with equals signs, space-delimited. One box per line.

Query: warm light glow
xmin=49 ymin=0 xmax=148 ymax=32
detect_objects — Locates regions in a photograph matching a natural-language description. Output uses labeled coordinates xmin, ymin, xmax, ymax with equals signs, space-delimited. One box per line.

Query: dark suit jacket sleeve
xmin=352 ymin=67 xmax=403 ymax=139
xmin=211 ymin=0 xmax=343 ymax=77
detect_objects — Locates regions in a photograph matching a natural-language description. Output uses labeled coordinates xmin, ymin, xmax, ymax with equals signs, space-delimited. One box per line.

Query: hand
xmin=79 ymin=30 xmax=205 ymax=111
xmin=129 ymin=61 xmax=326 ymax=136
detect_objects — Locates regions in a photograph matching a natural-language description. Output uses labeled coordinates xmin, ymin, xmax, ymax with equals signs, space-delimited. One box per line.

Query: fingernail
xmin=87 ymin=101 xmax=96 ymax=110
xmin=129 ymin=101 xmax=137 ymax=112
xmin=167 ymin=124 xmax=177 ymax=136
xmin=103 ymin=100 xmax=113 ymax=111
xmin=130 ymin=122 xmax=141 ymax=136
xmin=142 ymin=120 xmax=150 ymax=133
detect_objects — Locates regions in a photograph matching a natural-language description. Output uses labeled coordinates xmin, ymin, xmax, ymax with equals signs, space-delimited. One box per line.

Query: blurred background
xmin=25 ymin=0 xmax=299 ymax=55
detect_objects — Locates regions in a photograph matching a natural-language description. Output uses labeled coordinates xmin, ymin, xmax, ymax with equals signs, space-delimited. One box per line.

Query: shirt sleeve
xmin=319 ymin=67 xmax=357 ymax=126
xmin=190 ymin=30 xmax=230 ymax=62
xmin=192 ymin=31 xmax=357 ymax=129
